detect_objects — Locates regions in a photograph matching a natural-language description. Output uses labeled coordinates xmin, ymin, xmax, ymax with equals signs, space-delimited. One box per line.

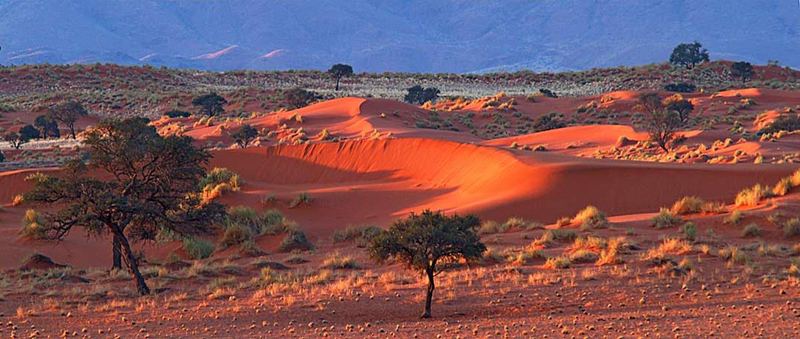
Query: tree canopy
xmin=669 ymin=42 xmax=710 ymax=69
xmin=231 ymin=124 xmax=258 ymax=148
xmin=369 ymin=210 xmax=485 ymax=318
xmin=639 ymin=93 xmax=684 ymax=152
xmin=192 ymin=92 xmax=228 ymax=116
xmin=730 ymin=61 xmax=754 ymax=84
xmin=49 ymin=101 xmax=88 ymax=139
xmin=327 ymin=64 xmax=353 ymax=91
xmin=404 ymin=85 xmax=440 ymax=105
xmin=24 ymin=118 xmax=225 ymax=295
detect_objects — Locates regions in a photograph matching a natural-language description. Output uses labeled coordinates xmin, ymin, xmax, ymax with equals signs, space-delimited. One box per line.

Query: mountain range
xmin=0 ymin=0 xmax=798 ymax=72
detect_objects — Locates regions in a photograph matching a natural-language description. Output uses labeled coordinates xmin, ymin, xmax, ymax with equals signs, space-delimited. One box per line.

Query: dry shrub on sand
xmin=573 ymin=206 xmax=608 ymax=230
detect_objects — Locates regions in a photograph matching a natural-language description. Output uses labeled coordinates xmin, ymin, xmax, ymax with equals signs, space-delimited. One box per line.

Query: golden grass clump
xmin=573 ymin=205 xmax=608 ymax=229
xmin=19 ymin=209 xmax=46 ymax=240
xmin=670 ymin=196 xmax=705 ymax=215
xmin=543 ymin=256 xmax=571 ymax=269
xmin=642 ymin=238 xmax=692 ymax=261
xmin=735 ymin=184 xmax=770 ymax=207
xmin=200 ymin=168 xmax=241 ymax=202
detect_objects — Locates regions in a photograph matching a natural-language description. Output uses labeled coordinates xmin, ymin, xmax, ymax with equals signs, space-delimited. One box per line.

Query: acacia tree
xmin=369 ymin=210 xmax=486 ymax=318
xmin=49 ymin=101 xmax=88 ymax=139
xmin=730 ymin=61 xmax=754 ymax=84
xmin=639 ymin=93 xmax=682 ymax=152
xmin=327 ymin=64 xmax=353 ymax=91
xmin=284 ymin=88 xmax=318 ymax=109
xmin=4 ymin=131 xmax=26 ymax=149
xmin=24 ymin=118 xmax=224 ymax=295
xmin=231 ymin=124 xmax=258 ymax=148
xmin=669 ymin=42 xmax=710 ymax=69
xmin=192 ymin=92 xmax=227 ymax=116
xmin=34 ymin=114 xmax=60 ymax=139
xmin=662 ymin=94 xmax=694 ymax=125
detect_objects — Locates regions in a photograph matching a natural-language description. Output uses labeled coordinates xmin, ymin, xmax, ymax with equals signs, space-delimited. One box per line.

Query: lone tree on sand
xmin=369 ymin=210 xmax=486 ymax=318
xmin=231 ymin=124 xmax=258 ymax=148
xmin=669 ymin=41 xmax=709 ymax=69
xmin=639 ymin=93 xmax=683 ymax=153
xmin=192 ymin=92 xmax=227 ymax=116
xmin=328 ymin=64 xmax=353 ymax=91
xmin=24 ymin=118 xmax=224 ymax=295
xmin=730 ymin=61 xmax=754 ymax=84
xmin=49 ymin=101 xmax=88 ymax=139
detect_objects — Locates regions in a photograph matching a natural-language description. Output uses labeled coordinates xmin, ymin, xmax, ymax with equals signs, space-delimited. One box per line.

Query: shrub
xmin=671 ymin=196 xmax=704 ymax=215
xmin=321 ymin=253 xmax=360 ymax=269
xmin=164 ymin=110 xmax=191 ymax=118
xmin=183 ymin=237 xmax=215 ymax=259
xmin=573 ymin=206 xmax=608 ymax=229
xmin=568 ymin=249 xmax=599 ymax=263
xmin=718 ymin=245 xmax=749 ymax=265
xmin=741 ymin=223 xmax=762 ymax=238
xmin=642 ymin=238 xmax=692 ymax=261
xmin=735 ymin=184 xmax=770 ymax=207
xmin=288 ymin=192 xmax=312 ymax=208
xmin=783 ymin=218 xmax=800 ymax=237
xmin=652 ymin=208 xmax=682 ymax=229
xmin=663 ymin=83 xmax=696 ymax=93
xmin=19 ymin=209 xmax=46 ymax=240
xmin=724 ymin=211 xmax=743 ymax=225
xmin=533 ymin=229 xmax=577 ymax=247
xmin=596 ymin=237 xmax=626 ymax=266
xmin=404 ymin=85 xmax=440 ymax=105
xmin=278 ymin=230 xmax=314 ymax=252
xmin=543 ymin=256 xmax=571 ymax=269
xmin=681 ymin=222 xmax=697 ymax=241
xmin=759 ymin=115 xmax=800 ymax=134
xmin=200 ymin=168 xmax=241 ymax=201
xmin=478 ymin=220 xmax=503 ymax=235
xmin=220 ymin=222 xmax=252 ymax=248
xmin=772 ymin=177 xmax=793 ymax=196
xmin=332 ymin=225 xmax=382 ymax=246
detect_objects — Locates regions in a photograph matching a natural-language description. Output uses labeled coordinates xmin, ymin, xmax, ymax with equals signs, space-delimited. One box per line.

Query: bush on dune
xmin=200 ymin=168 xmax=241 ymax=202
xmin=652 ymin=208 xmax=682 ymax=229
xmin=573 ymin=205 xmax=608 ymax=230
xmin=735 ymin=184 xmax=771 ymax=207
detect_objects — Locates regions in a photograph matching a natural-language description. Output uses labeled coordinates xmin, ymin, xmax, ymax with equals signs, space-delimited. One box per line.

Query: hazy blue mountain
xmin=0 ymin=0 xmax=798 ymax=72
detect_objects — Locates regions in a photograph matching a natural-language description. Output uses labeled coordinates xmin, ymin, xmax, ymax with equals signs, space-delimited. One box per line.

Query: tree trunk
xmin=335 ymin=77 xmax=341 ymax=91
xmin=117 ymin=232 xmax=150 ymax=295
xmin=111 ymin=235 xmax=122 ymax=270
xmin=69 ymin=124 xmax=76 ymax=139
xmin=422 ymin=267 xmax=435 ymax=318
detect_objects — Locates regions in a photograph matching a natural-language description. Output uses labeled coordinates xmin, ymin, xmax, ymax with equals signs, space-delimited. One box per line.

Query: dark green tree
xmin=404 ymin=85 xmax=440 ymax=105
xmin=34 ymin=114 xmax=60 ymax=139
xmin=730 ymin=61 xmax=754 ymax=84
xmin=669 ymin=42 xmax=710 ymax=69
xmin=369 ymin=210 xmax=486 ymax=318
xmin=192 ymin=92 xmax=228 ymax=116
xmin=24 ymin=118 xmax=225 ymax=295
xmin=284 ymin=88 xmax=318 ymax=109
xmin=19 ymin=124 xmax=41 ymax=140
xmin=231 ymin=124 xmax=258 ymax=148
xmin=328 ymin=64 xmax=353 ymax=91
xmin=0 ymin=151 xmax=5 ymax=163
xmin=49 ymin=101 xmax=88 ymax=139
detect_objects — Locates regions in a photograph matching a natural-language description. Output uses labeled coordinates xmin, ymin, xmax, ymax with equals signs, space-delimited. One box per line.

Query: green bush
xmin=183 ymin=237 xmax=215 ymax=259
xmin=652 ymin=208 xmax=682 ymax=229
xmin=278 ymin=230 xmax=314 ymax=252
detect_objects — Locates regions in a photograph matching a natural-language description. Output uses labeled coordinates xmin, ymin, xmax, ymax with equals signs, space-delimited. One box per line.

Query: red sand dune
xmin=210 ymin=138 xmax=794 ymax=237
